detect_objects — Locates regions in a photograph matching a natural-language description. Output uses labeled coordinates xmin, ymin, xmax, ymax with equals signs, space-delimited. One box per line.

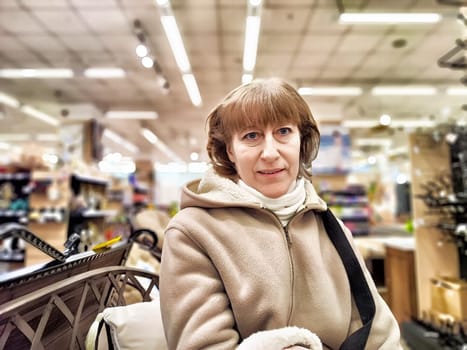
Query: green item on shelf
xmin=404 ymin=219 xmax=414 ymax=234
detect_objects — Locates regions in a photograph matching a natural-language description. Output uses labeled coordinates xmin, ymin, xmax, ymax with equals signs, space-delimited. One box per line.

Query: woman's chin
xmin=260 ymin=187 xmax=288 ymax=199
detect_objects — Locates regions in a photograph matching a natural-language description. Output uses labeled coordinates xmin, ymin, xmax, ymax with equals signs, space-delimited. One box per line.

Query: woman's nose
xmin=261 ymin=134 xmax=280 ymax=159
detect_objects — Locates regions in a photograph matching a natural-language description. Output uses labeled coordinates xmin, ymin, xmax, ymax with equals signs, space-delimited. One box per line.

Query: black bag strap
xmin=319 ymin=209 xmax=376 ymax=350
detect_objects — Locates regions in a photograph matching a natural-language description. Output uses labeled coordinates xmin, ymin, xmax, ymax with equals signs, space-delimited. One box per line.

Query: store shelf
xmin=322 ymin=185 xmax=370 ymax=236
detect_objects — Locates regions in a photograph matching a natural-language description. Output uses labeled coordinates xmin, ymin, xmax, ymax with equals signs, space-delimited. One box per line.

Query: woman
xmin=159 ymin=78 xmax=402 ymax=349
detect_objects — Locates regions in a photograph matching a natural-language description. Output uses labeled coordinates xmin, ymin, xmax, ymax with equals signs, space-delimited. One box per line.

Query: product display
xmin=320 ymin=185 xmax=370 ymax=236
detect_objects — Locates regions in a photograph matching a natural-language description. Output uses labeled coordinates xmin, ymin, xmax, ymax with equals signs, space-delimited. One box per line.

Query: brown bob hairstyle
xmin=206 ymin=77 xmax=320 ymax=181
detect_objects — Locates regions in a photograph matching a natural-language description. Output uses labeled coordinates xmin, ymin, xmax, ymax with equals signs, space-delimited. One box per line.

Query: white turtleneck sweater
xmin=238 ymin=178 xmax=306 ymax=226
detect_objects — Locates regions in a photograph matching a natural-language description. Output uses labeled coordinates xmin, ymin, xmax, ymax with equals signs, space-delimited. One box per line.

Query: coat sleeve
xmin=159 ymin=225 xmax=239 ymax=350
xmin=339 ymin=223 xmax=403 ymax=350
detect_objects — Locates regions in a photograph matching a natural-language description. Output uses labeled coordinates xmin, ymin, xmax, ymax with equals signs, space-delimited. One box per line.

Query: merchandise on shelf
xmin=0 ymin=172 xmax=31 ymax=263
xmin=320 ymin=185 xmax=370 ymax=236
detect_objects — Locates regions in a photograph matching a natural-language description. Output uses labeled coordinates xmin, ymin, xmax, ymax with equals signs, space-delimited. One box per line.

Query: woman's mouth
xmin=258 ymin=168 xmax=283 ymax=175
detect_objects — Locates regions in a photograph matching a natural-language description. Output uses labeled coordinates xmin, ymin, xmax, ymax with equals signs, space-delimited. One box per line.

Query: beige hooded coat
xmin=159 ymin=169 xmax=402 ymax=350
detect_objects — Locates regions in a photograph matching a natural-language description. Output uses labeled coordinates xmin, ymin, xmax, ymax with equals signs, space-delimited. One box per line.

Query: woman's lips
xmin=257 ymin=168 xmax=283 ymax=175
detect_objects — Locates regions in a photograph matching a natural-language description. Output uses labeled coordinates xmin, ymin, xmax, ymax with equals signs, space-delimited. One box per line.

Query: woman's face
xmin=227 ymin=123 xmax=301 ymax=198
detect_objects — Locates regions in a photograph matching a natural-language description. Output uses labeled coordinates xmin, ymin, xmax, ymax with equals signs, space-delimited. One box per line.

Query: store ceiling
xmin=0 ymin=0 xmax=465 ymax=165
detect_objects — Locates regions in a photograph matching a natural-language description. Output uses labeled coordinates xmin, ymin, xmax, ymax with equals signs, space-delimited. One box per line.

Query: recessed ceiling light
xmin=135 ymin=44 xmax=148 ymax=58
xmin=396 ymin=174 xmax=408 ymax=184
xmin=379 ymin=114 xmax=391 ymax=126
xmin=190 ymin=152 xmax=199 ymax=161
xmin=141 ymin=56 xmax=154 ymax=68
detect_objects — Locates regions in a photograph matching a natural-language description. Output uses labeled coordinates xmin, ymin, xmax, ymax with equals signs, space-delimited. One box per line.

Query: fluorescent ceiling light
xmin=298 ymin=86 xmax=362 ymax=96
xmin=0 ymin=92 xmax=20 ymax=108
xmin=0 ymin=68 xmax=74 ymax=79
xmin=387 ymin=146 xmax=408 ymax=157
xmin=84 ymin=67 xmax=126 ymax=78
xmin=20 ymin=105 xmax=59 ymax=126
xmin=391 ymin=119 xmax=435 ymax=128
xmin=105 ymin=111 xmax=159 ymax=120
xmin=156 ymin=0 xmax=169 ymax=6
xmin=339 ymin=13 xmax=441 ymax=24
xmin=157 ymin=142 xmax=183 ymax=163
xmin=157 ymin=2 xmax=201 ymax=107
xmin=242 ymin=73 xmax=253 ymax=84
xmin=141 ymin=127 xmax=183 ymax=162
xmin=342 ymin=120 xmax=379 ymax=128
xmin=103 ymin=129 xmax=138 ymax=153
xmin=0 ymin=134 xmax=30 ymax=142
xmin=182 ymin=73 xmax=202 ymax=107
xmin=103 ymin=129 xmax=121 ymax=144
xmin=446 ymin=87 xmax=467 ymax=95
xmin=243 ymin=16 xmax=261 ymax=72
xmin=141 ymin=128 xmax=159 ymax=144
xmin=36 ymin=133 xmax=59 ymax=142
xmin=371 ymin=86 xmax=437 ymax=96
xmin=355 ymin=138 xmax=392 ymax=147
xmin=160 ymin=15 xmax=191 ymax=72
xmin=342 ymin=119 xmax=435 ymax=128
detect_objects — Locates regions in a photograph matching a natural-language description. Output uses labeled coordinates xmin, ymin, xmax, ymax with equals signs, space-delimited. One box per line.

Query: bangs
xmin=219 ymin=81 xmax=305 ymax=135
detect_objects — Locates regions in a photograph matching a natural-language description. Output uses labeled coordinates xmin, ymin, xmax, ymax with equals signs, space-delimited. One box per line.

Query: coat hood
xmin=180 ymin=167 xmax=327 ymax=212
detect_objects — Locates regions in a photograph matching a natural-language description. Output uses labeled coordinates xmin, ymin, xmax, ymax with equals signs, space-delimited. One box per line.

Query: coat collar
xmin=181 ymin=167 xmax=327 ymax=212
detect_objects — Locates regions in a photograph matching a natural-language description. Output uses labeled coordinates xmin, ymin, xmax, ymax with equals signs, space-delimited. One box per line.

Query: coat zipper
xmin=271 ymin=206 xmax=311 ymax=324
xmin=259 ymin=207 xmax=305 ymax=325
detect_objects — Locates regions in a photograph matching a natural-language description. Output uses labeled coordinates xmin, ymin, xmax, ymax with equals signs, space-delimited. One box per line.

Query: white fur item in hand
xmin=236 ymin=326 xmax=322 ymax=350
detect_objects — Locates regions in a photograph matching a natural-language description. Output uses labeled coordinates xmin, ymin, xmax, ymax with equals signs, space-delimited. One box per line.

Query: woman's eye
xmin=243 ymin=132 xmax=258 ymax=140
xmin=277 ymin=127 xmax=292 ymax=135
